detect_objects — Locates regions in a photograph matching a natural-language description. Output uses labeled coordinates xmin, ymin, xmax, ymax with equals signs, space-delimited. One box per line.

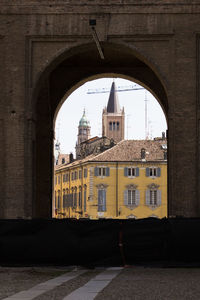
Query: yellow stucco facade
xmin=54 ymin=159 xmax=167 ymax=220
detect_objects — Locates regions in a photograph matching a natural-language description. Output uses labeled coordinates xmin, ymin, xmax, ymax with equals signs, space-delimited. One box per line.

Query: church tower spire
xmin=102 ymin=81 xmax=125 ymax=143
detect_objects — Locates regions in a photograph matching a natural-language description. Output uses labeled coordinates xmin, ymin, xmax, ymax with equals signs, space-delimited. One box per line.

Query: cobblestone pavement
xmin=1 ymin=266 xmax=200 ymax=299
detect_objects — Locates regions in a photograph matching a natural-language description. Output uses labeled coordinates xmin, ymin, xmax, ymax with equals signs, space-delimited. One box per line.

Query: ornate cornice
xmin=147 ymin=183 xmax=160 ymax=189
xmin=126 ymin=184 xmax=138 ymax=189
xmin=96 ymin=183 xmax=108 ymax=189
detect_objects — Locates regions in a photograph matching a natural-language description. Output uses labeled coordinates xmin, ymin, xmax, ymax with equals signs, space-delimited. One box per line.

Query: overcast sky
xmin=55 ymin=77 xmax=167 ymax=155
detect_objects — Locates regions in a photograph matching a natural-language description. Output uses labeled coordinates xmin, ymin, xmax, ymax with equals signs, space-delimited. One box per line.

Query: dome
xmin=79 ymin=109 xmax=90 ymax=127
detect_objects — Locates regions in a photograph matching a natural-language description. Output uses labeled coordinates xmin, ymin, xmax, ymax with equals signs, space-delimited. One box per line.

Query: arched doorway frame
xmin=31 ymin=41 xmax=169 ymax=218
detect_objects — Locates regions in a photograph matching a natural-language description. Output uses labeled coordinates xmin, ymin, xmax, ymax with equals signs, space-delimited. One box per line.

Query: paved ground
xmin=1 ymin=266 xmax=200 ymax=299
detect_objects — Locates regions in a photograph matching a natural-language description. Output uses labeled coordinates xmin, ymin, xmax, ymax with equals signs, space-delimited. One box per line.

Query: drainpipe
xmin=116 ymin=162 xmax=119 ymax=217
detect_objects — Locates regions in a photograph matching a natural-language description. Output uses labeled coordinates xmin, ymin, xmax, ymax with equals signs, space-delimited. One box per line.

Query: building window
xmin=58 ymin=176 xmax=60 ymax=184
xmin=71 ymin=172 xmax=74 ymax=181
xmin=98 ymin=189 xmax=106 ymax=212
xmin=146 ymin=167 xmax=161 ymax=177
xmin=62 ymin=158 xmax=65 ymax=164
xmin=113 ymin=122 xmax=116 ymax=130
xmin=145 ymin=184 xmax=161 ymax=209
xmin=78 ymin=187 xmax=82 ymax=207
xmin=124 ymin=167 xmax=139 ymax=177
xmin=72 ymin=187 xmax=77 ymax=208
xmin=94 ymin=167 xmax=110 ymax=177
xmin=74 ymin=171 xmax=77 ymax=180
xmin=109 ymin=122 xmax=112 ymax=131
xmin=117 ymin=122 xmax=119 ymax=131
xmin=124 ymin=185 xmax=139 ymax=209
xmin=84 ymin=168 xmax=88 ymax=178
xmin=84 ymin=185 xmax=87 ymax=212
xmin=150 ymin=190 xmax=157 ymax=205
xmin=79 ymin=170 xmax=82 ymax=179
xmin=128 ymin=190 xmax=136 ymax=205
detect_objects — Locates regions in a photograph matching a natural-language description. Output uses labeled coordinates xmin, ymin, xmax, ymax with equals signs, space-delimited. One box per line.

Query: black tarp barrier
xmin=0 ymin=218 xmax=200 ymax=266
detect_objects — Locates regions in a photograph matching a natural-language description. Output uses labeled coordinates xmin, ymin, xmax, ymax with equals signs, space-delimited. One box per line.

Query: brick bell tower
xmin=102 ymin=81 xmax=125 ymax=143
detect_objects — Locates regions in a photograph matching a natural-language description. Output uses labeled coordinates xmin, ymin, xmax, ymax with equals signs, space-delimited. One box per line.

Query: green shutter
xmin=106 ymin=167 xmax=110 ymax=177
xmin=135 ymin=190 xmax=140 ymax=206
xmin=146 ymin=168 xmax=150 ymax=177
xmin=145 ymin=190 xmax=150 ymax=205
xmin=98 ymin=189 xmax=102 ymax=211
xmin=157 ymin=167 xmax=161 ymax=177
xmin=136 ymin=167 xmax=139 ymax=177
xmin=124 ymin=167 xmax=128 ymax=177
xmin=102 ymin=190 xmax=106 ymax=211
xmin=157 ymin=190 xmax=161 ymax=206
xmin=124 ymin=190 xmax=128 ymax=206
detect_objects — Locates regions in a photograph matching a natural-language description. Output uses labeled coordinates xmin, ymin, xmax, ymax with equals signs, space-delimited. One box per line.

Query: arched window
xmin=113 ymin=122 xmax=116 ymax=130
xmin=109 ymin=122 xmax=112 ymax=131
xmin=117 ymin=122 xmax=119 ymax=130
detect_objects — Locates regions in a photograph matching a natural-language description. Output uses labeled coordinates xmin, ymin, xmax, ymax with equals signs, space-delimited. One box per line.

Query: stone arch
xmin=32 ymin=42 xmax=168 ymax=218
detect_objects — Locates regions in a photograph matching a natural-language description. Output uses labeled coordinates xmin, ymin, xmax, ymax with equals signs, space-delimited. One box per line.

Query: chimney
xmin=141 ymin=148 xmax=146 ymax=159
xmin=69 ymin=152 xmax=74 ymax=163
xmin=162 ymin=132 xmax=165 ymax=140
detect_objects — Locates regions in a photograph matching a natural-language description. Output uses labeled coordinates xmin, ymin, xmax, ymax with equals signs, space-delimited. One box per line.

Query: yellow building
xmin=54 ymin=139 xmax=167 ymax=219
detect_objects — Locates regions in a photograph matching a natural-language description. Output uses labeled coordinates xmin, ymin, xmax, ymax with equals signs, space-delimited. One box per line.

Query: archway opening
xmin=34 ymin=42 xmax=169 ymax=218
xmin=54 ymin=76 xmax=167 ymax=220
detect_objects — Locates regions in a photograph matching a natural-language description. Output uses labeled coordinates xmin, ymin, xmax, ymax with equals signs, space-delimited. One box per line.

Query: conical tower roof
xmin=79 ymin=109 xmax=90 ymax=127
xmin=107 ymin=82 xmax=121 ymax=113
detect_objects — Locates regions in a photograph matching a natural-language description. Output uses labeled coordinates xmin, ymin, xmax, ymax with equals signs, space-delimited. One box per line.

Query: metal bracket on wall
xmin=89 ymin=19 xmax=105 ymax=60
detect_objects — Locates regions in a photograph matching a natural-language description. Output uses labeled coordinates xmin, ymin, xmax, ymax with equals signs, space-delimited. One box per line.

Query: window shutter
xmin=157 ymin=190 xmax=161 ymax=206
xmin=98 ymin=190 xmax=102 ymax=211
xmin=94 ymin=167 xmax=98 ymax=176
xmin=146 ymin=167 xmax=150 ymax=177
xmin=124 ymin=190 xmax=128 ymax=206
xmin=106 ymin=167 xmax=110 ymax=177
xmin=145 ymin=190 xmax=150 ymax=205
xmin=136 ymin=167 xmax=139 ymax=177
xmin=124 ymin=167 xmax=128 ymax=177
xmin=102 ymin=190 xmax=106 ymax=211
xmin=135 ymin=190 xmax=140 ymax=206
xmin=157 ymin=167 xmax=161 ymax=177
